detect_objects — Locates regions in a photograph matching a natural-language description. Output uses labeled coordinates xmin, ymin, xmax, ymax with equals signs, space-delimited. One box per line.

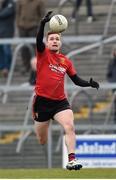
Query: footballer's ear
xmin=59 ymin=39 xmax=62 ymax=49
xmin=46 ymin=41 xmax=48 ymax=47
xmin=60 ymin=41 xmax=62 ymax=47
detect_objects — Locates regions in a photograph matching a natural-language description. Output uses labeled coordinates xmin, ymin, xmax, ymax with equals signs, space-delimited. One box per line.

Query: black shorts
xmin=32 ymin=95 xmax=71 ymax=122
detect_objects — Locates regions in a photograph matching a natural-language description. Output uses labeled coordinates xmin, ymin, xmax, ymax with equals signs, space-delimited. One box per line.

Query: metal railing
xmin=0 ymin=0 xmax=116 ymax=165
xmin=0 ymin=35 xmax=116 ymax=167
xmin=0 ymin=35 xmax=101 ymax=103
xmin=2 ymin=43 xmax=34 ymax=104
xmin=97 ymin=0 xmax=116 ymax=56
xmin=0 ymin=0 xmax=116 ymax=168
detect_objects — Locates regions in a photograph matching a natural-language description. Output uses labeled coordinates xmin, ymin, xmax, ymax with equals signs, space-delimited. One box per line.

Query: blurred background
xmin=0 ymin=0 xmax=116 ymax=169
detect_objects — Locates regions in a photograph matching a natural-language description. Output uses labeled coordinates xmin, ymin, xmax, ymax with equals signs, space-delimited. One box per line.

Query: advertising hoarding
xmin=63 ymin=134 xmax=116 ymax=168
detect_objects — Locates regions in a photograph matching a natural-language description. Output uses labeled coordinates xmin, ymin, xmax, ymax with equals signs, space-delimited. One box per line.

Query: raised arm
xmin=69 ymin=74 xmax=99 ymax=89
xmin=36 ymin=11 xmax=53 ymax=52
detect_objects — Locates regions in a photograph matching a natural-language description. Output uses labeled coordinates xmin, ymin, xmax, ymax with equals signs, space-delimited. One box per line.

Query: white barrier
xmin=63 ymin=134 xmax=116 ymax=168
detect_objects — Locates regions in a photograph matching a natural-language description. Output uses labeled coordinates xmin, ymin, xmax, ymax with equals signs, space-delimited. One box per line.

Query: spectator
xmin=71 ymin=0 xmax=94 ymax=23
xmin=107 ymin=46 xmax=116 ymax=124
xmin=0 ymin=0 xmax=15 ymax=77
xmin=16 ymin=0 xmax=45 ymax=73
xmin=29 ymin=56 xmax=37 ymax=86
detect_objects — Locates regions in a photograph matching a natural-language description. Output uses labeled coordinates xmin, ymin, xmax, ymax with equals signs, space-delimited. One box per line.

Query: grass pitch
xmin=0 ymin=168 xmax=116 ymax=179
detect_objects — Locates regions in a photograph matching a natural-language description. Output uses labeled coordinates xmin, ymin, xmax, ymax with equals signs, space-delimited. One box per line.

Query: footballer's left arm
xmin=69 ymin=74 xmax=99 ymax=89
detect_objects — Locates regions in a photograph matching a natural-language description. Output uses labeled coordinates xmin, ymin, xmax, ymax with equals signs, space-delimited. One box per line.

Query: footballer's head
xmin=46 ymin=32 xmax=62 ymax=53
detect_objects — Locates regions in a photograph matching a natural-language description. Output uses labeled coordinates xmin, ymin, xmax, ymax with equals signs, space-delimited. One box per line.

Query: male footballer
xmin=32 ymin=11 xmax=99 ymax=170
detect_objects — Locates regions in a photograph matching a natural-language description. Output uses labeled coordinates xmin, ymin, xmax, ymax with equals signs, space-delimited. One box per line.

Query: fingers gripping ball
xmin=49 ymin=14 xmax=68 ymax=33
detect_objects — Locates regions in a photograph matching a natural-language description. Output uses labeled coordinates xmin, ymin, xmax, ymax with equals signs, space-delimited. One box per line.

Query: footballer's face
xmin=46 ymin=33 xmax=62 ymax=53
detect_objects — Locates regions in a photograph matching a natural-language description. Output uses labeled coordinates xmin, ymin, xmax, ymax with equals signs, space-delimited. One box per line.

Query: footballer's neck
xmin=50 ymin=49 xmax=59 ymax=54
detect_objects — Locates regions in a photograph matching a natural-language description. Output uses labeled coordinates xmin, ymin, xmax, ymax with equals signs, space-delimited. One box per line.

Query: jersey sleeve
xmin=67 ymin=59 xmax=77 ymax=76
xmin=36 ymin=47 xmax=46 ymax=56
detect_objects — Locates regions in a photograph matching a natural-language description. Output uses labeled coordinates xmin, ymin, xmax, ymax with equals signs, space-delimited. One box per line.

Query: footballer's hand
xmin=89 ymin=78 xmax=99 ymax=90
xmin=41 ymin=11 xmax=53 ymax=23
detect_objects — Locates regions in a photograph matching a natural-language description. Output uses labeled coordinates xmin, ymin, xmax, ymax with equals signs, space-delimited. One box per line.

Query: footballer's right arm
xmin=36 ymin=11 xmax=53 ymax=52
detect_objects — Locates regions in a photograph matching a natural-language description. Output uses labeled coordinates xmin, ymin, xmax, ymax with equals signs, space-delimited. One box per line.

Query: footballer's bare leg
xmin=54 ymin=109 xmax=82 ymax=170
xmin=54 ymin=109 xmax=75 ymax=154
xmin=34 ymin=120 xmax=50 ymax=145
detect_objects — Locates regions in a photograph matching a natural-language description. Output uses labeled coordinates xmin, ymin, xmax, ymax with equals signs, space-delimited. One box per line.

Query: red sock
xmin=68 ymin=153 xmax=75 ymax=161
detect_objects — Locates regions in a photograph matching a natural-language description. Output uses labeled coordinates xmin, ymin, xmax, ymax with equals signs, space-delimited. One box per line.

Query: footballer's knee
xmin=64 ymin=123 xmax=75 ymax=134
xmin=39 ymin=136 xmax=48 ymax=145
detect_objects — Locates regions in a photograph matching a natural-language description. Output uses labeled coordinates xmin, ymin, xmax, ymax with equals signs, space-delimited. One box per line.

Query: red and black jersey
xmin=35 ymin=48 xmax=76 ymax=100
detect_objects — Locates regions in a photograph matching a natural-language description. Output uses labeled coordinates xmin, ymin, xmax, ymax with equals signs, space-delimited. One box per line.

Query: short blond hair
xmin=46 ymin=31 xmax=61 ymax=40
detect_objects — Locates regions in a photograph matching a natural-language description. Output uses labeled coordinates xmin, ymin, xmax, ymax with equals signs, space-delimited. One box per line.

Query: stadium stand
xmin=0 ymin=0 xmax=116 ymax=168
